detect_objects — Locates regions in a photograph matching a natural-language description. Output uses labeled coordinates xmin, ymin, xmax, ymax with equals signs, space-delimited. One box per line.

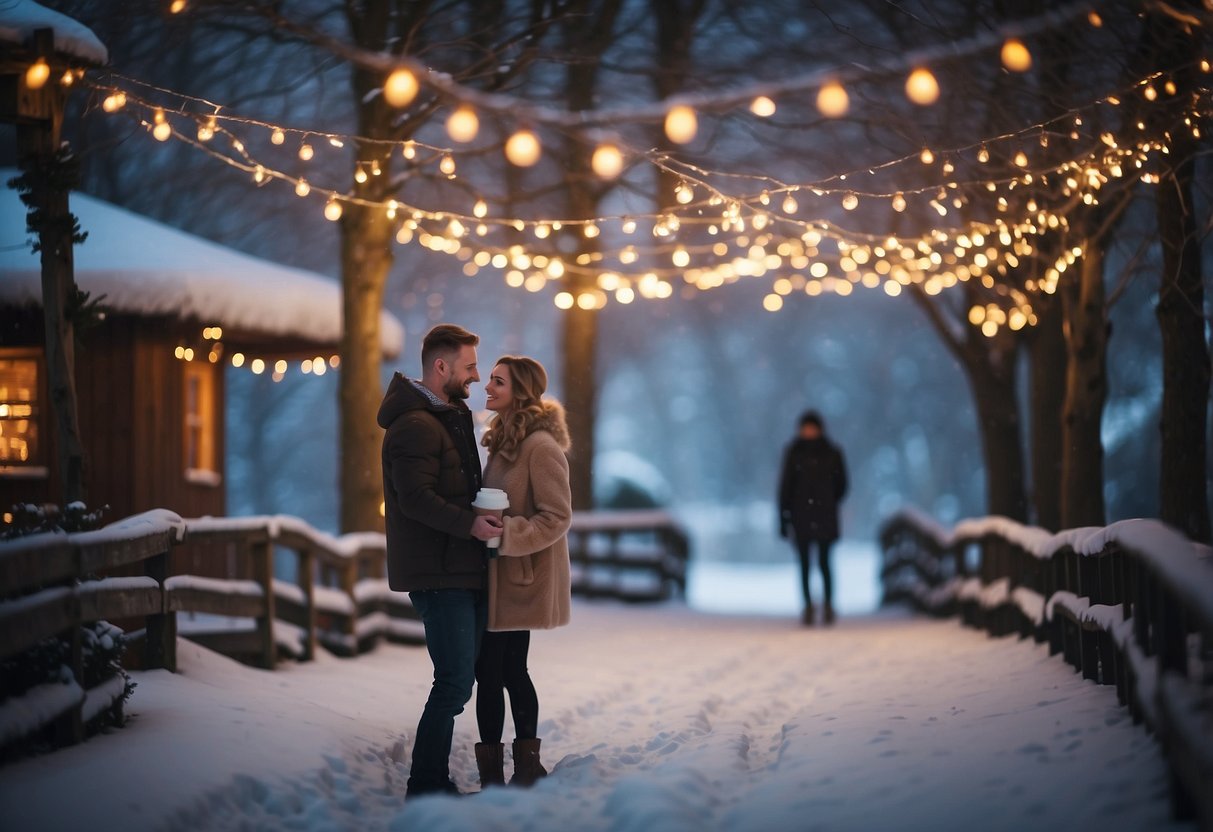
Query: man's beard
xmin=444 ymin=376 xmax=470 ymax=401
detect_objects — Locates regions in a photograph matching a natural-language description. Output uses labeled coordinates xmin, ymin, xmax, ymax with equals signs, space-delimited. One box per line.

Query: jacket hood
xmin=377 ymin=373 xmax=461 ymax=428
xmin=533 ymin=399 xmax=572 ymax=451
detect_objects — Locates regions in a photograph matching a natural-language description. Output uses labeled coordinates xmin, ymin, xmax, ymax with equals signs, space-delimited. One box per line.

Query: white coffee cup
xmin=472 ymin=488 xmax=509 ymax=549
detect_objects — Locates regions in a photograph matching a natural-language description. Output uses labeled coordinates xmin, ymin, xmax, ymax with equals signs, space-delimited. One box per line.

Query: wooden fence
xmin=1 ymin=507 xmax=690 ymax=753
xmin=879 ymin=510 xmax=1213 ymax=831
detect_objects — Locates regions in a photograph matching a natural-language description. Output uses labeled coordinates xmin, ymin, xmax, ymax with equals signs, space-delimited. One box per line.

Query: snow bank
xmin=0 ymin=0 xmax=107 ymax=64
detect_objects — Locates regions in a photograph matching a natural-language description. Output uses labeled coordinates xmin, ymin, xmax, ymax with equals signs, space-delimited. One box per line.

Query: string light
xmin=324 ymin=198 xmax=343 ymax=221
xmin=383 ymin=68 xmax=419 ymax=108
xmin=446 ymin=105 xmax=479 ymax=142
xmin=1000 ymin=39 xmax=1032 ymax=72
xmin=750 ymin=96 xmax=776 ymax=117
xmin=25 ymin=57 xmax=50 ymax=90
xmin=816 ymin=82 xmax=849 ymax=118
xmin=505 ymin=129 xmax=541 ymax=166
xmin=592 ymin=143 xmax=625 ymax=179
xmin=905 ymin=68 xmax=940 ymax=105
xmin=664 ymin=105 xmax=698 ymax=144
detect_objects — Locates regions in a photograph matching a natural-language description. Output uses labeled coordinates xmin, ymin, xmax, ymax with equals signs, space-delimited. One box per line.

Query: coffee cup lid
xmin=472 ymin=488 xmax=509 ymax=509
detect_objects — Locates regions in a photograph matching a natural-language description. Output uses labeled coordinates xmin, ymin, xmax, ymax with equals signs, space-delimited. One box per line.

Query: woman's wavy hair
xmin=481 ymin=356 xmax=549 ymax=457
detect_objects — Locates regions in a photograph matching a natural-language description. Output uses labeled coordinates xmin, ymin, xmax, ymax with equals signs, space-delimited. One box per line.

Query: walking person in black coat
xmin=778 ymin=410 xmax=848 ymax=627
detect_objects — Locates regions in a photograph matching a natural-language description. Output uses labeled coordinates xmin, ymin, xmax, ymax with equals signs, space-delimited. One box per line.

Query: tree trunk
xmin=1060 ymin=245 xmax=1107 ymax=528
xmin=1156 ymin=138 xmax=1211 ymax=542
xmin=337 ymin=142 xmax=393 ymax=533
xmin=966 ymin=361 xmax=1028 ymax=522
xmin=1027 ymin=294 xmax=1066 ymax=530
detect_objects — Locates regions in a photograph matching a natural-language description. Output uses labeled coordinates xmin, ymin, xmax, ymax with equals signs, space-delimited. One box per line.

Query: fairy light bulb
xmin=1001 ymin=39 xmax=1032 ymax=72
xmin=1013 ymin=150 xmax=1029 ymax=167
xmin=60 ymin=70 xmax=73 ymax=87
xmin=299 ymin=142 xmax=314 ymax=161
xmin=977 ymin=145 xmax=990 ymax=163
xmin=842 ymin=194 xmax=859 ymax=211
xmin=891 ymin=193 xmax=907 ymax=212
xmin=383 ymin=68 xmax=419 ymax=108
xmin=473 ymin=199 xmax=488 ymax=218
xmin=920 ymin=147 xmax=935 ymax=164
xmin=446 ymin=105 xmax=479 ymax=143
xmin=664 ymin=105 xmax=698 ymax=144
xmin=170 ymin=0 xmax=186 ymax=11
xmin=153 ymin=120 xmax=172 ymax=142
xmin=750 ymin=96 xmax=776 ymax=117
xmin=505 ymin=129 xmax=541 ymax=167
xmin=1143 ymin=85 xmax=1157 ymax=101
xmin=324 ymin=199 xmax=343 ymax=221
xmin=295 ymin=179 xmax=310 ymax=197
xmin=401 ymin=140 xmax=416 ymax=160
xmin=25 ymin=58 xmax=50 ymax=90
xmin=816 ymin=81 xmax=849 ymax=118
xmin=591 ymin=143 xmax=624 ymax=179
xmin=197 ymin=117 xmax=215 ymax=142
xmin=905 ymin=68 xmax=939 ymax=105
xmin=271 ymin=128 xmax=285 ymax=145
xmin=781 ymin=194 xmax=799 ymax=214
xmin=675 ymin=182 xmax=694 ymax=204
xmin=354 ymin=165 xmax=368 ymax=184
xmin=439 ymin=154 xmax=456 ymax=175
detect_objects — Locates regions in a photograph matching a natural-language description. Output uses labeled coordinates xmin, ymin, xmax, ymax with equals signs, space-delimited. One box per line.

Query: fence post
xmin=53 ymin=622 xmax=84 ymax=747
xmin=144 ymin=546 xmax=177 ymax=672
xmin=341 ymin=558 xmax=358 ymax=654
xmin=251 ymin=538 xmax=276 ymax=669
xmin=299 ymin=545 xmax=317 ymax=662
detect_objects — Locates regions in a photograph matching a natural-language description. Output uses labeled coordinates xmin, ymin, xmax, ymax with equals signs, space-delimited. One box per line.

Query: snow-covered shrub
xmin=2 ymin=501 xmax=108 ymax=540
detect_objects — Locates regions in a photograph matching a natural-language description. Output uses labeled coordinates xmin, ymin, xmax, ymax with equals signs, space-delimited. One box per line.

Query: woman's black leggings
xmin=475 ymin=629 xmax=539 ymax=744
xmin=796 ymin=537 xmax=834 ymax=608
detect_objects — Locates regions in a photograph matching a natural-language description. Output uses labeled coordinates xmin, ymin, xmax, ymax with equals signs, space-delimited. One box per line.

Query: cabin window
xmin=0 ymin=350 xmax=47 ymax=477
xmin=183 ymin=361 xmax=219 ymax=485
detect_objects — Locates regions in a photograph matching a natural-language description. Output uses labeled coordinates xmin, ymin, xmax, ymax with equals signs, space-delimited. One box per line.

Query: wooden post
xmin=53 ymin=623 xmax=84 ymax=747
xmin=340 ymin=558 xmax=358 ymax=655
xmin=144 ymin=547 xmax=177 ymax=672
xmin=251 ymin=538 xmax=276 ymax=669
xmin=299 ymin=546 xmax=317 ymax=662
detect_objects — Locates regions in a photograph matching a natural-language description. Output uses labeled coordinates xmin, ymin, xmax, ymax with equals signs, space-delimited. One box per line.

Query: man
xmin=778 ymin=410 xmax=848 ymax=627
xmin=378 ymin=323 xmax=503 ymax=798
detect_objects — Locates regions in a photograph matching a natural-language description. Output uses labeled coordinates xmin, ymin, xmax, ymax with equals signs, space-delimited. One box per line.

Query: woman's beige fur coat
xmin=483 ymin=400 xmax=572 ymax=631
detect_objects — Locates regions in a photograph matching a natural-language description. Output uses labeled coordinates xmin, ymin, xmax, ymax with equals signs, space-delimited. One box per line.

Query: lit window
xmin=183 ymin=361 xmax=219 ymax=484
xmin=0 ymin=350 xmax=46 ymax=475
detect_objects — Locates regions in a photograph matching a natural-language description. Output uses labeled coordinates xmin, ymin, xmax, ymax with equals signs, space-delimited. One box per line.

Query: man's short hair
xmin=421 ymin=324 xmax=479 ymax=371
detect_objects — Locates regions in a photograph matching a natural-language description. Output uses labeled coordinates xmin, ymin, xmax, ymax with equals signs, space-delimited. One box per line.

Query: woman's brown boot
xmin=475 ymin=742 xmax=505 ymax=788
xmin=510 ymin=738 xmax=548 ymax=786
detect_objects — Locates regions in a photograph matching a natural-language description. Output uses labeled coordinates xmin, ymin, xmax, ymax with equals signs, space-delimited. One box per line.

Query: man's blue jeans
xmin=407 ymin=588 xmax=486 ymax=792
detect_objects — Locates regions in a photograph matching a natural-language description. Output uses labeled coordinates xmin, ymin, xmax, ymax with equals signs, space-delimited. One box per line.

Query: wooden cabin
xmin=0 ymin=181 xmax=404 ymax=530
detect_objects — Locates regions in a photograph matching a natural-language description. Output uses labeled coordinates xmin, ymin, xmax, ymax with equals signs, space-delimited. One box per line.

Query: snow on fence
xmin=0 ymin=508 xmax=690 ymax=754
xmin=878 ymin=511 xmax=1213 ymax=830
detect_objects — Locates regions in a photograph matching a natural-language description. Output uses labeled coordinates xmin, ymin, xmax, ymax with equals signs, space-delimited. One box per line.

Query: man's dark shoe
xmin=406 ymin=778 xmax=463 ymax=799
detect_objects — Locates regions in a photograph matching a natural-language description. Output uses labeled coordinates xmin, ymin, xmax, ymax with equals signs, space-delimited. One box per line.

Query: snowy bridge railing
xmin=879 ymin=509 xmax=1213 ymax=830
xmin=0 ymin=508 xmax=689 ymax=752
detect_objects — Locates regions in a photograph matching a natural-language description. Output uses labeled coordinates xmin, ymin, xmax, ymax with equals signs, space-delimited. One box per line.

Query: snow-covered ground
xmin=0 ymin=582 xmax=1186 ymax=832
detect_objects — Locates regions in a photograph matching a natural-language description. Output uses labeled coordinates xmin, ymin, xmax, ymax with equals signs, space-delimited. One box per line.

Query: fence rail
xmin=879 ymin=510 xmax=1213 ymax=831
xmin=1 ymin=507 xmax=690 ymax=754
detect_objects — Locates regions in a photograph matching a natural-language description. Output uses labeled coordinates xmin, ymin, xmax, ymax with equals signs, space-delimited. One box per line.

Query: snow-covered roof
xmin=0 ymin=0 xmax=108 ymax=64
xmin=0 ymin=176 xmax=404 ymax=357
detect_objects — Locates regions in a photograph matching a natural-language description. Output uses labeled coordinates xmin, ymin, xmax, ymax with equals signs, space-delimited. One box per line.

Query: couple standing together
xmin=377 ymin=323 xmax=573 ymax=798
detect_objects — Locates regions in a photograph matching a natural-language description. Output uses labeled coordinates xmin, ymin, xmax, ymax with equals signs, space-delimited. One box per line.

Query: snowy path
xmin=0 ymin=603 xmax=1187 ymax=832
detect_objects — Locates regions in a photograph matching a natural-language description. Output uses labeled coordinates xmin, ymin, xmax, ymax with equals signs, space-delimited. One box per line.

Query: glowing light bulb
xmin=816 ymin=81 xmax=849 ymax=118
xmin=905 ymin=68 xmax=939 ymax=105
xmin=299 ymin=143 xmax=314 ymax=161
xmin=591 ymin=143 xmax=624 ymax=179
xmin=295 ymin=179 xmax=310 ymax=197
xmin=401 ymin=140 xmax=416 ymax=160
xmin=920 ymin=147 xmax=935 ymax=164
xmin=1013 ymin=150 xmax=1029 ymax=167
xmin=446 ymin=105 xmax=479 ymax=142
xmin=664 ymin=105 xmax=698 ymax=144
xmin=505 ymin=129 xmax=541 ymax=167
xmin=891 ymin=193 xmax=907 ymax=212
xmin=197 ymin=118 xmax=215 ymax=142
xmin=354 ymin=165 xmax=368 ymax=184
xmin=383 ymin=68 xmax=419 ymax=108
xmin=842 ymin=194 xmax=859 ymax=211
xmin=170 ymin=0 xmax=186 ymax=12
xmin=781 ymin=194 xmax=799 ymax=214
xmin=324 ymin=199 xmax=343 ymax=221
xmin=153 ymin=121 xmax=171 ymax=141
xmin=473 ymin=199 xmax=488 ymax=218
xmin=439 ymin=154 xmax=456 ymax=175
xmin=25 ymin=58 xmax=50 ymax=90
xmin=750 ymin=96 xmax=776 ymax=117
xmin=977 ymin=145 xmax=989 ymax=163
xmin=1001 ymin=39 xmax=1032 ymax=72
xmin=271 ymin=128 xmax=285 ymax=145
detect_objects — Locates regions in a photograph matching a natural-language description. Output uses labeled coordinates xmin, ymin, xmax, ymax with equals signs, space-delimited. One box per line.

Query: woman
xmin=474 ymin=356 xmax=572 ymax=789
